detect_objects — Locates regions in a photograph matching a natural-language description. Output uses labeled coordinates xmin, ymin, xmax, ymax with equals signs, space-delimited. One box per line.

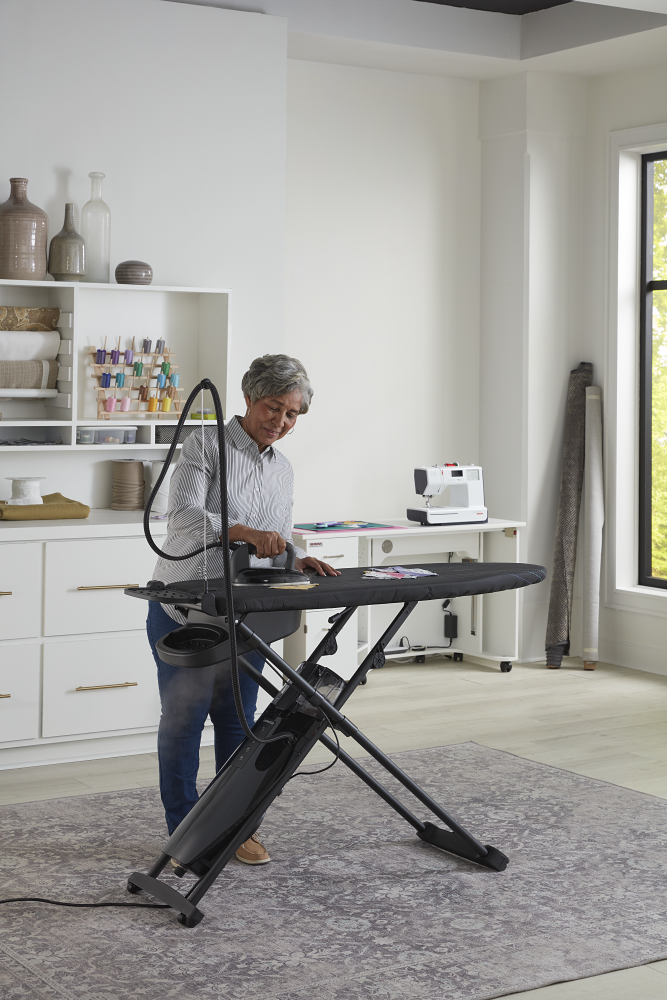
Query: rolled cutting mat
xmin=111 ymin=460 xmax=146 ymax=511
xmin=583 ymin=387 xmax=604 ymax=668
xmin=545 ymin=362 xmax=593 ymax=668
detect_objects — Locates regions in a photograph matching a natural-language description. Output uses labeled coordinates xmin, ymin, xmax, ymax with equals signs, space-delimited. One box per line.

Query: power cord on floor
xmin=0 ymin=897 xmax=168 ymax=910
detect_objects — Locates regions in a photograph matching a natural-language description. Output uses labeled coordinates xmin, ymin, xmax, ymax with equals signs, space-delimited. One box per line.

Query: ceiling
xmin=415 ymin=0 xmax=572 ymax=14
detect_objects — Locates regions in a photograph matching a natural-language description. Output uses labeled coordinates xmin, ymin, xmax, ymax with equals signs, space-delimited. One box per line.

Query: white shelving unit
xmin=0 ymin=279 xmax=230 ymax=452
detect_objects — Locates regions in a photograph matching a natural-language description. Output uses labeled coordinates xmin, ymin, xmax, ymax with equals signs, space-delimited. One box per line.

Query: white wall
xmin=0 ymin=0 xmax=286 ymax=505
xmin=281 ymin=60 xmax=480 ymax=523
xmin=479 ymin=72 xmax=586 ymax=661
xmin=585 ymin=62 xmax=667 ymax=674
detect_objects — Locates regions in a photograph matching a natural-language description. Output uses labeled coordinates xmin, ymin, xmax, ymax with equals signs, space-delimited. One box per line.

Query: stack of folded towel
xmin=0 ymin=307 xmax=61 ymax=392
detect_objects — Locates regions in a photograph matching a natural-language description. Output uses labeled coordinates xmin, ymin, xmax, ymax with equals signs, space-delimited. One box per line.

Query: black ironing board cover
xmin=127 ymin=562 xmax=547 ymax=614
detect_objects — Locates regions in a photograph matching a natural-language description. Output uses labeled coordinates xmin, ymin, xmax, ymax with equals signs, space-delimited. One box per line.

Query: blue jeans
xmin=146 ymin=601 xmax=266 ymax=834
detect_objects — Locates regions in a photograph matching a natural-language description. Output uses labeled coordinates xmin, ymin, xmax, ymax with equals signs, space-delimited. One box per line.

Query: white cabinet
xmin=42 ymin=635 xmax=160 ymax=738
xmin=0 ymin=542 xmax=42 ymax=640
xmin=286 ymin=534 xmax=359 ymax=680
xmin=44 ymin=538 xmax=159 ymax=636
xmin=0 ymin=644 xmax=40 ymax=742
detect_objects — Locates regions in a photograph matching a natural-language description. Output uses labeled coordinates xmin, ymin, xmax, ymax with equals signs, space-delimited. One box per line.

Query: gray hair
xmin=241 ymin=354 xmax=313 ymax=414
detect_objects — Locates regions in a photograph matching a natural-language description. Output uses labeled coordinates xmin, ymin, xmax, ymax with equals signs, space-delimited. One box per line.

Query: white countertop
xmin=293 ymin=517 xmax=525 ymax=539
xmin=0 ymin=509 xmax=168 ymax=542
xmin=0 ymin=513 xmax=524 ymax=544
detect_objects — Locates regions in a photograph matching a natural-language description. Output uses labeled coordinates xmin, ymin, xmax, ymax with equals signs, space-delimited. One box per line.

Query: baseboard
xmin=0 ymin=728 xmax=215 ymax=771
xmin=598 ymin=637 xmax=667 ymax=677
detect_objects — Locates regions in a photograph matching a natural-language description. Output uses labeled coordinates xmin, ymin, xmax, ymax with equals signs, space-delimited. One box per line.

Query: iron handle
xmin=77 ymin=584 xmax=139 ymax=591
xmin=0 ymin=693 xmax=10 ymax=699
xmin=75 ymin=682 xmax=138 ymax=692
xmin=0 ymin=592 xmax=12 ymax=596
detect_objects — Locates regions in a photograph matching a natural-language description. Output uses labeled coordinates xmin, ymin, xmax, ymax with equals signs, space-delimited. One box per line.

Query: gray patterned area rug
xmin=2 ymin=742 xmax=667 ymax=1000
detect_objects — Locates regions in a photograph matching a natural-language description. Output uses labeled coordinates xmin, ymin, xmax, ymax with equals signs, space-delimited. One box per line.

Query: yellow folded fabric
xmin=0 ymin=492 xmax=90 ymax=520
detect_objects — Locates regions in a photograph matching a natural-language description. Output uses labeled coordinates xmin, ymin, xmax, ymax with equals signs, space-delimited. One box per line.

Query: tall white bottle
xmin=81 ymin=172 xmax=110 ymax=282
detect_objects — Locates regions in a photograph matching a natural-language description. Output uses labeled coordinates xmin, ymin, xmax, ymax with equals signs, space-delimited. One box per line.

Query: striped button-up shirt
xmin=154 ymin=416 xmax=306 ymax=622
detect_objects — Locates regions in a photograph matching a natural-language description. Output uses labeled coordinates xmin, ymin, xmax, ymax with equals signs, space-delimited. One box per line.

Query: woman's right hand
xmin=229 ymin=524 xmax=286 ymax=559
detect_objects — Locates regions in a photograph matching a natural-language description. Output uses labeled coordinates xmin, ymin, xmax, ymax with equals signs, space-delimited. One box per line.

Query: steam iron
xmin=231 ymin=540 xmax=310 ymax=586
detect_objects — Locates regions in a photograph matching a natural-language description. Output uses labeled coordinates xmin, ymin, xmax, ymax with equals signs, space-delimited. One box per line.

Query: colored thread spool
xmin=156 ymin=339 xmax=165 ymax=355
xmin=138 ymin=385 xmax=148 ymax=401
xmin=134 ymin=361 xmax=143 ymax=377
xmin=106 ymin=396 xmax=117 ymax=413
xmin=161 ymin=361 xmax=170 ymax=376
xmin=120 ymin=395 xmax=131 ymax=412
xmin=124 ymin=349 xmax=134 ymax=365
xmin=170 ymin=373 xmax=180 ymax=387
xmin=96 ymin=349 xmax=106 ymax=364
xmin=167 ymin=385 xmax=176 ymax=399
xmin=161 ymin=396 xmax=172 ymax=412
xmin=157 ymin=373 xmax=166 ymax=388
xmin=148 ymin=396 xmax=158 ymax=412
xmin=110 ymin=349 xmax=120 ymax=365
xmin=115 ymin=372 xmax=125 ymax=388
xmin=143 ymin=339 xmax=152 ymax=354
xmin=101 ymin=372 xmax=111 ymax=388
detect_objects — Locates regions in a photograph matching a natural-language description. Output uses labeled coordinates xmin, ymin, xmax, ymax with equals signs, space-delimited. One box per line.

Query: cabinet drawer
xmin=44 ymin=538 xmax=158 ymax=636
xmin=0 ymin=543 xmax=42 ymax=641
xmin=0 ymin=644 xmax=40 ymax=743
xmin=43 ymin=635 xmax=160 ymax=738
xmin=303 ymin=535 xmax=358 ymax=568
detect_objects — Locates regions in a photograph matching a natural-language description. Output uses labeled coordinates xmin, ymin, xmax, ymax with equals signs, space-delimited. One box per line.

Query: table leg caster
xmin=453 ymin=652 xmax=463 ymax=662
xmin=500 ymin=661 xmax=512 ymax=672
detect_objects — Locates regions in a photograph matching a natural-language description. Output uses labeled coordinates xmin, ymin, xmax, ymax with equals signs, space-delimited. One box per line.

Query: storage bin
xmin=78 ymin=427 xmax=96 ymax=444
xmin=124 ymin=426 xmax=137 ymax=444
xmin=95 ymin=428 xmax=124 ymax=445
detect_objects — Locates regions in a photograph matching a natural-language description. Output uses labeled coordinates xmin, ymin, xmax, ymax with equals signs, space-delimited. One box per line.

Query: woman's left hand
xmin=295 ymin=556 xmax=341 ymax=577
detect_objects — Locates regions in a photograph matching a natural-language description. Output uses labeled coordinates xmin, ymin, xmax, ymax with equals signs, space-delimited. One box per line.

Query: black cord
xmin=288 ymin=709 xmax=340 ymax=780
xmin=142 ymin=378 xmax=291 ymax=750
xmin=0 ymin=897 xmax=168 ymax=909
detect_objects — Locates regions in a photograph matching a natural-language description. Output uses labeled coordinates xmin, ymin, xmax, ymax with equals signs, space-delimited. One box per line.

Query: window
xmin=640 ymin=152 xmax=667 ymax=589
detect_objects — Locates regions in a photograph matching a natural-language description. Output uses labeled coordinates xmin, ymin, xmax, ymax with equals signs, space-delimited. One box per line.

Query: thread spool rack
xmin=88 ymin=347 xmax=184 ymax=420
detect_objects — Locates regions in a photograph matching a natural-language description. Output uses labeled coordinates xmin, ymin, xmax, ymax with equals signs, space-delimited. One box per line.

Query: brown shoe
xmin=235 ymin=833 xmax=270 ymax=865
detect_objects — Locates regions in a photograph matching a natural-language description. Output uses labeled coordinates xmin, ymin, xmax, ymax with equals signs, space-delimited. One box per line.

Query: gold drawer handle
xmin=77 ymin=584 xmax=139 ymax=591
xmin=0 ymin=693 xmax=10 ymax=699
xmin=0 ymin=592 xmax=12 ymax=596
xmin=321 ymin=555 xmax=344 ymax=559
xmin=75 ymin=682 xmax=138 ymax=692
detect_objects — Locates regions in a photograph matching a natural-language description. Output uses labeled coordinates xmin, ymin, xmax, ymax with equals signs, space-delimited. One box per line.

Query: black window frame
xmin=639 ymin=151 xmax=667 ymax=590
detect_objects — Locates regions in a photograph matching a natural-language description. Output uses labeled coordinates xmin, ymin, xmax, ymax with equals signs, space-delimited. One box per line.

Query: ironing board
xmin=125 ymin=561 xmax=546 ymax=926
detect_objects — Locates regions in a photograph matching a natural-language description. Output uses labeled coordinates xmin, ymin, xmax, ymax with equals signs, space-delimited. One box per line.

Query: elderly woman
xmin=146 ymin=355 xmax=338 ymax=865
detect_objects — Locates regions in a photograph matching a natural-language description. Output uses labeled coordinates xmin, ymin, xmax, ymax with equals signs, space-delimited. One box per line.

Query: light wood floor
xmin=2 ymin=656 xmax=667 ymax=999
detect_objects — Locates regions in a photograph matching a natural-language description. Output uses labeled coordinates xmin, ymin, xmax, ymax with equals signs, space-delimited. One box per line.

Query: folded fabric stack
xmin=0 ymin=492 xmax=90 ymax=521
xmin=0 ymin=307 xmax=61 ymax=396
xmin=363 ymin=566 xmax=438 ymax=580
xmin=0 ymin=360 xmax=59 ymax=390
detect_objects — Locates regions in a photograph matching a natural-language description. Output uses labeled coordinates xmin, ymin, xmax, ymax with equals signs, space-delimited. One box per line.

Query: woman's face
xmin=243 ymin=390 xmax=303 ymax=451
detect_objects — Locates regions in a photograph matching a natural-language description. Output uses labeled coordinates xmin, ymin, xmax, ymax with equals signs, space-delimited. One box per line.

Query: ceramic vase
xmin=48 ymin=204 xmax=85 ymax=281
xmin=81 ymin=172 xmax=110 ymax=282
xmin=0 ymin=178 xmax=49 ymax=280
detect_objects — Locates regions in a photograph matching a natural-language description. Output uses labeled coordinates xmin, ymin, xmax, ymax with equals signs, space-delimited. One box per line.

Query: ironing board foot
xmin=417 ymin=823 xmax=509 ymax=871
xmin=126 ymin=871 xmax=205 ymax=925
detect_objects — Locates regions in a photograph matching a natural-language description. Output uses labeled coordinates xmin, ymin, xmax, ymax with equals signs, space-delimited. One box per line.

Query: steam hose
xmin=142 ymin=379 xmax=291 ymax=748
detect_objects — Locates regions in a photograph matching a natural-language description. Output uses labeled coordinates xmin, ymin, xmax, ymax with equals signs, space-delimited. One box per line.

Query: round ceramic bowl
xmin=115 ymin=260 xmax=153 ymax=285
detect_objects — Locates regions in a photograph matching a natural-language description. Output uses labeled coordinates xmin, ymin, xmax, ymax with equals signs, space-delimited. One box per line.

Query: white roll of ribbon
xmin=6 ymin=477 xmax=45 ymax=505
xmin=150 ymin=461 xmax=175 ymax=514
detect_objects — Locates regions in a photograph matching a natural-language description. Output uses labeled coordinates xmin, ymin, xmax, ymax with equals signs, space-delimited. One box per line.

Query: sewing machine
xmin=407 ymin=464 xmax=488 ymax=526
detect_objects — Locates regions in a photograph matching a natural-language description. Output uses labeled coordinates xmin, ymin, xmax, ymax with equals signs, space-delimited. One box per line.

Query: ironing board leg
xmin=236 ymin=622 xmax=506 ymax=870
xmin=318 ymin=732 xmax=425 ymax=833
